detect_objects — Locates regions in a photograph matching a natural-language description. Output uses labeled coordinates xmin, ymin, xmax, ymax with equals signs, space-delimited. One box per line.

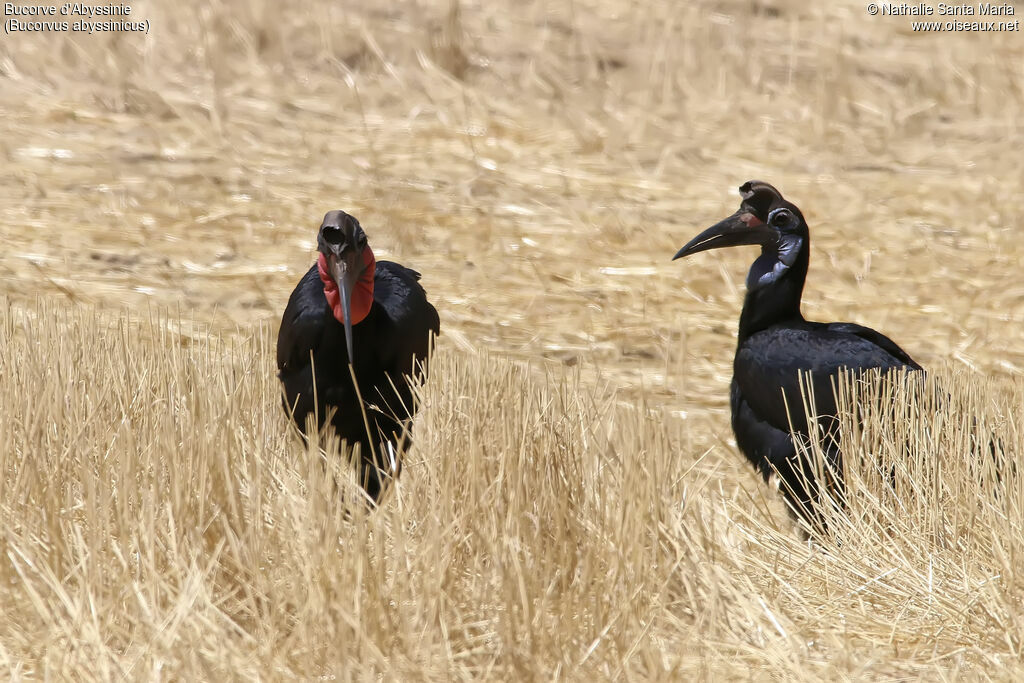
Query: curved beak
xmin=673 ymin=210 xmax=776 ymax=260
xmin=328 ymin=252 xmax=361 ymax=362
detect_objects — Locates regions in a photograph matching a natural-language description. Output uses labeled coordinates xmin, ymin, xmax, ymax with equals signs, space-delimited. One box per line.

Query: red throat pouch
xmin=317 ymin=247 xmax=376 ymax=325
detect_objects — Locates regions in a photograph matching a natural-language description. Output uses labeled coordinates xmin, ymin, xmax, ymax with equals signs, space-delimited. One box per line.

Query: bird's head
xmin=316 ymin=210 xmax=376 ymax=361
xmin=673 ymin=181 xmax=808 ymax=290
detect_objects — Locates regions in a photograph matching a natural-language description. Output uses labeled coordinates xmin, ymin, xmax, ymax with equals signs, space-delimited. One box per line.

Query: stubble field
xmin=1 ymin=0 xmax=1023 ymax=679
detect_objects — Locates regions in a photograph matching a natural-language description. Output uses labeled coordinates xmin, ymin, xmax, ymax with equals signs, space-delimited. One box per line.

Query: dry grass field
xmin=1 ymin=0 xmax=1023 ymax=679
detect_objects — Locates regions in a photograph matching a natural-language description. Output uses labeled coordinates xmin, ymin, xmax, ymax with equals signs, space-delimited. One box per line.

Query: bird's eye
xmin=769 ymin=209 xmax=792 ymax=227
xmin=323 ymin=227 xmax=343 ymax=245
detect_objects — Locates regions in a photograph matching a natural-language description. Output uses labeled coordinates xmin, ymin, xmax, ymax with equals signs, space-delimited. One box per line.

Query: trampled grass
xmin=2 ymin=0 xmax=1023 ymax=678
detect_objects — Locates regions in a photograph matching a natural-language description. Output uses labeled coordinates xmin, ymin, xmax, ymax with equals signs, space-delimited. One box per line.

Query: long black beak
xmin=328 ymin=252 xmax=361 ymax=362
xmin=673 ymin=210 xmax=776 ymax=260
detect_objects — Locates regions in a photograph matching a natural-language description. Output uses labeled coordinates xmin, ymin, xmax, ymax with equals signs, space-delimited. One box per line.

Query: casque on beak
xmin=673 ymin=209 xmax=777 ymax=260
xmin=327 ymin=250 xmax=362 ymax=362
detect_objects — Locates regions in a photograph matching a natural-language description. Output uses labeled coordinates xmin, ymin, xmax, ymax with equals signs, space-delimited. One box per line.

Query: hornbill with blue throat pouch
xmin=673 ymin=181 xmax=923 ymax=528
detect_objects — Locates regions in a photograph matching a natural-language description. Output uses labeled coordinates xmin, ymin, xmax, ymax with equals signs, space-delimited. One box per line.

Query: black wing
xmin=824 ymin=322 xmax=923 ymax=371
xmin=734 ymin=322 xmax=920 ymax=436
xmin=277 ymin=265 xmax=327 ymax=376
xmin=372 ymin=261 xmax=440 ymax=382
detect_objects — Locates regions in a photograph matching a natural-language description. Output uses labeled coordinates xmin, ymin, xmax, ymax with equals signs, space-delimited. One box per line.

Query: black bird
xmin=277 ymin=210 xmax=440 ymax=503
xmin=673 ymin=181 xmax=922 ymax=527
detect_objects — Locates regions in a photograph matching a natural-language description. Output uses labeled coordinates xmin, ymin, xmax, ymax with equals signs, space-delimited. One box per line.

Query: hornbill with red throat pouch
xmin=277 ymin=210 xmax=440 ymax=503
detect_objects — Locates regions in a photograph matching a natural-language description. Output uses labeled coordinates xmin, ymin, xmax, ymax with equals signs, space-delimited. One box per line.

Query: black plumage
xmin=674 ymin=181 xmax=922 ymax=526
xmin=277 ymin=211 xmax=439 ymax=503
